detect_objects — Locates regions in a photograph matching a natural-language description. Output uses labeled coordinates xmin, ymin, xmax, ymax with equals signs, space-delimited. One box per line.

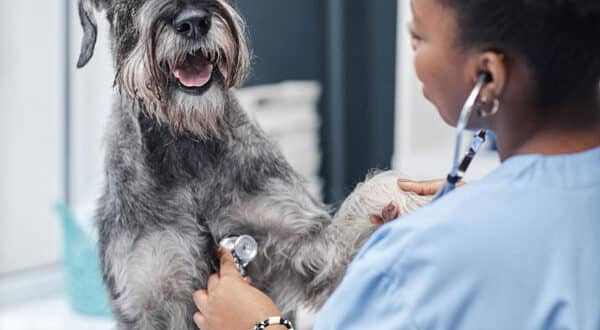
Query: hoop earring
xmin=477 ymin=98 xmax=500 ymax=117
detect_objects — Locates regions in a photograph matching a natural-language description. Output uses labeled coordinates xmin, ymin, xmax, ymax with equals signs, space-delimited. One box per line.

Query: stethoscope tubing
xmin=432 ymin=73 xmax=490 ymax=202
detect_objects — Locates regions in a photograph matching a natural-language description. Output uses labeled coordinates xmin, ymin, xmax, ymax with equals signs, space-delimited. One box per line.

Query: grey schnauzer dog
xmin=77 ymin=0 xmax=379 ymax=329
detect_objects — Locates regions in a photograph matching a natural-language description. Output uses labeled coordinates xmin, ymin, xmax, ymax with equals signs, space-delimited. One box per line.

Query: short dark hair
xmin=440 ymin=0 xmax=600 ymax=108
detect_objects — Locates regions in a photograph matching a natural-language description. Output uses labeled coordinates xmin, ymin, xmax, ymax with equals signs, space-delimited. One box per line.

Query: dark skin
xmin=193 ymin=0 xmax=600 ymax=328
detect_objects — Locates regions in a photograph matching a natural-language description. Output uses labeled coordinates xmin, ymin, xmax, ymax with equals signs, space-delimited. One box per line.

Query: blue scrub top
xmin=314 ymin=146 xmax=600 ymax=330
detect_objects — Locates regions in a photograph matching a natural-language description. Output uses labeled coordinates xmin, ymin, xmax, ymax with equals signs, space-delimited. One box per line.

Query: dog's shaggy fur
xmin=77 ymin=1 xmax=426 ymax=329
xmin=337 ymin=171 xmax=432 ymax=224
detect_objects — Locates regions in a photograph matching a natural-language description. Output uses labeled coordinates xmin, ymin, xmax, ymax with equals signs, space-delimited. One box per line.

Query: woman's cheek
xmin=413 ymin=50 xmax=437 ymax=103
xmin=413 ymin=51 xmax=455 ymax=125
xmin=437 ymin=104 xmax=457 ymax=126
xmin=413 ymin=50 xmax=426 ymax=87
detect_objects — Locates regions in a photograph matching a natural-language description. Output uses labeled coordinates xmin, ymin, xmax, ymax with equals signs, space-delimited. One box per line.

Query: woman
xmin=192 ymin=0 xmax=600 ymax=328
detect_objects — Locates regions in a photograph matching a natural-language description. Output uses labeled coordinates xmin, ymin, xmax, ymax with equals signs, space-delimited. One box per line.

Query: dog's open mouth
xmin=173 ymin=53 xmax=214 ymax=94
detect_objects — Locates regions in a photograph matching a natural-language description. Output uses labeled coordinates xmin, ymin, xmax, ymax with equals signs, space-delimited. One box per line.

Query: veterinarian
xmin=192 ymin=0 xmax=600 ymax=328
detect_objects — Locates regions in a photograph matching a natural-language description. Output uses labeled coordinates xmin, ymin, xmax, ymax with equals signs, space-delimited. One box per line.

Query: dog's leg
xmin=212 ymin=178 xmax=377 ymax=313
xmin=99 ymin=211 xmax=213 ymax=330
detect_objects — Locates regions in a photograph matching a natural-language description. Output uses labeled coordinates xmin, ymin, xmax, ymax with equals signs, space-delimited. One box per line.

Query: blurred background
xmin=0 ymin=0 xmax=499 ymax=329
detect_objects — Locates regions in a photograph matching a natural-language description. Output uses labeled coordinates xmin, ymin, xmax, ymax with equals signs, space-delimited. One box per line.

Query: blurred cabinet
xmin=237 ymin=82 xmax=323 ymax=198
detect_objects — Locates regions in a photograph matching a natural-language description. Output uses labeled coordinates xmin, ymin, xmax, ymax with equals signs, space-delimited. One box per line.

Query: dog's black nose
xmin=174 ymin=9 xmax=211 ymax=39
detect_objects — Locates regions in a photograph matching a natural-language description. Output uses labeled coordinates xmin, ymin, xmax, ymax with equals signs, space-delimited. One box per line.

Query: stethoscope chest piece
xmin=219 ymin=235 xmax=258 ymax=276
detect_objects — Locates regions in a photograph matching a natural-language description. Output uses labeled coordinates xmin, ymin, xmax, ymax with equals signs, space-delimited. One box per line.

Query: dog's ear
xmin=221 ymin=1 xmax=251 ymax=88
xmin=77 ymin=0 xmax=105 ymax=68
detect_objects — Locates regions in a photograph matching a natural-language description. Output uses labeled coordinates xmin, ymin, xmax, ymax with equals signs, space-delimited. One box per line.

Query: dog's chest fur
xmin=97 ymin=98 xmax=295 ymax=329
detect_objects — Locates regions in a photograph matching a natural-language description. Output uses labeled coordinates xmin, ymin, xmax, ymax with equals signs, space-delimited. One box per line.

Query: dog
xmin=77 ymin=0 xmax=374 ymax=328
xmin=76 ymin=1 xmax=424 ymax=329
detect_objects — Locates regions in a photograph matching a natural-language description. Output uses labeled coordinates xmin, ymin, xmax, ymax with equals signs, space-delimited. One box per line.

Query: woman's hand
xmin=369 ymin=179 xmax=448 ymax=225
xmin=369 ymin=201 xmax=401 ymax=225
xmin=192 ymin=249 xmax=284 ymax=330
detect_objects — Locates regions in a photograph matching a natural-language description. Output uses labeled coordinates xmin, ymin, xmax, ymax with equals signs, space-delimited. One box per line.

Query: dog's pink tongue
xmin=174 ymin=57 xmax=213 ymax=88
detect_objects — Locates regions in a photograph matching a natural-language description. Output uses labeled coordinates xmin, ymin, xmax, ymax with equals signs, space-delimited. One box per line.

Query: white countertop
xmin=0 ymin=295 xmax=114 ymax=330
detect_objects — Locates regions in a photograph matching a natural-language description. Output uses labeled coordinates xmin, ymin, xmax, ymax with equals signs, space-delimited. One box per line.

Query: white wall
xmin=69 ymin=9 xmax=114 ymax=210
xmin=0 ymin=1 xmax=114 ymax=275
xmin=0 ymin=0 xmax=63 ymax=273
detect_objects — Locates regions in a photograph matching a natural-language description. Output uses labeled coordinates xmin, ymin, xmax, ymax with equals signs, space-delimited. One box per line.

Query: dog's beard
xmin=117 ymin=0 xmax=250 ymax=139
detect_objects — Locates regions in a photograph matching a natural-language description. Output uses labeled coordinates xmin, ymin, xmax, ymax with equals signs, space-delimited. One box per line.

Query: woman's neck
xmin=511 ymin=126 xmax=600 ymax=158
xmin=495 ymin=96 xmax=600 ymax=160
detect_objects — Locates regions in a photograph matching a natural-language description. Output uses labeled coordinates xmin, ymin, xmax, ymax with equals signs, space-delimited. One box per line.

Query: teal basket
xmin=56 ymin=203 xmax=112 ymax=317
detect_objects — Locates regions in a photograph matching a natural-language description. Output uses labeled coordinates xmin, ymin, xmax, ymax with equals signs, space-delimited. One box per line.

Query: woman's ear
xmin=474 ymin=52 xmax=507 ymax=100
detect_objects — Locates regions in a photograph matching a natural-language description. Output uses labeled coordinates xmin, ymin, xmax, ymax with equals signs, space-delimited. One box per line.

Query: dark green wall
xmin=237 ymin=1 xmax=324 ymax=86
xmin=237 ymin=1 xmax=397 ymax=204
xmin=343 ymin=1 xmax=398 ymax=197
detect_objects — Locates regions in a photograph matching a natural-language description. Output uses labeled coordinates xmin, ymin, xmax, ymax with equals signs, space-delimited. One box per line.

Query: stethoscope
xmin=219 ymin=235 xmax=258 ymax=276
xmin=432 ymin=72 xmax=492 ymax=201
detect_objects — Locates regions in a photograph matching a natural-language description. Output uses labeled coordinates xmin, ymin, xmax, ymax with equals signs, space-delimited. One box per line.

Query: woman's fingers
xmin=218 ymin=248 xmax=243 ymax=278
xmin=193 ymin=290 xmax=208 ymax=314
xmin=398 ymin=179 xmax=466 ymax=196
xmin=193 ymin=312 xmax=208 ymax=329
xmin=371 ymin=202 xmax=400 ymax=226
xmin=207 ymin=273 xmax=219 ymax=292
xmin=369 ymin=215 xmax=384 ymax=225
xmin=382 ymin=202 xmax=400 ymax=222
xmin=397 ymin=179 xmax=446 ymax=196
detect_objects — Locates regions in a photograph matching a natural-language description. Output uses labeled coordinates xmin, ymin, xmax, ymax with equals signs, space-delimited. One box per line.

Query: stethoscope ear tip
xmin=479 ymin=71 xmax=493 ymax=84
